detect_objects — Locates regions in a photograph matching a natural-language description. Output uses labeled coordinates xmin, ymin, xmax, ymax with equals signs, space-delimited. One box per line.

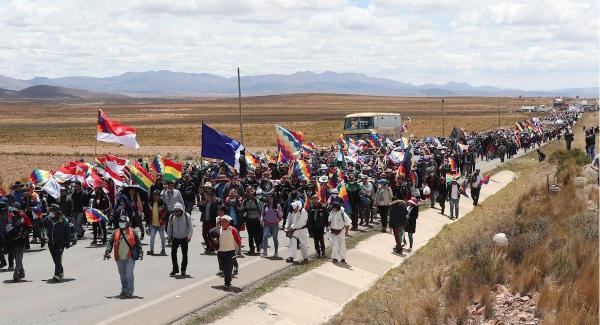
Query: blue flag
xmin=201 ymin=123 xmax=245 ymax=170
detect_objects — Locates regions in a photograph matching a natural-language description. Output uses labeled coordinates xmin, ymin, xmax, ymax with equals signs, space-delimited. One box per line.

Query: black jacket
xmin=71 ymin=190 xmax=89 ymax=213
xmin=388 ymin=201 xmax=408 ymax=228
xmin=307 ymin=205 xmax=328 ymax=232
xmin=44 ymin=216 xmax=71 ymax=247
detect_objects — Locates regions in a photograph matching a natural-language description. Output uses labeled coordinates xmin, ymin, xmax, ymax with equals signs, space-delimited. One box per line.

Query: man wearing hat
xmin=345 ymin=175 xmax=362 ymax=231
xmin=375 ymin=179 xmax=393 ymax=232
xmin=359 ymin=174 xmax=374 ymax=225
xmin=242 ymin=187 xmax=262 ymax=255
xmin=43 ymin=204 xmax=72 ymax=281
xmin=285 ymin=201 xmax=309 ymax=263
xmin=199 ymin=187 xmax=218 ymax=254
xmin=6 ymin=205 xmax=33 ymax=281
xmin=327 ymin=201 xmax=351 ymax=263
xmin=167 ymin=202 xmax=193 ymax=276
xmin=104 ymin=215 xmax=143 ymax=298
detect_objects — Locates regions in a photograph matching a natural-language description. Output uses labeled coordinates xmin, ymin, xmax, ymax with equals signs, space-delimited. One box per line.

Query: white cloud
xmin=0 ymin=0 xmax=596 ymax=89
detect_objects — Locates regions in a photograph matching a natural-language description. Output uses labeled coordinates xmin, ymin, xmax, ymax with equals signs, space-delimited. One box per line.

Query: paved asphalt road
xmin=0 ymin=144 xmax=544 ymax=325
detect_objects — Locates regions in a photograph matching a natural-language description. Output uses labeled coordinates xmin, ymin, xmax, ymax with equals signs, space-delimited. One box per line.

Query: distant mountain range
xmin=0 ymin=85 xmax=127 ymax=99
xmin=0 ymin=70 xmax=597 ymax=98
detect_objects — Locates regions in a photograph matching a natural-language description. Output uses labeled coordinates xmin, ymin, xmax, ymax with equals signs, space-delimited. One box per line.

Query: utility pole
xmin=441 ymin=98 xmax=445 ymax=137
xmin=237 ymin=67 xmax=244 ymax=144
xmin=497 ymin=98 xmax=501 ymax=128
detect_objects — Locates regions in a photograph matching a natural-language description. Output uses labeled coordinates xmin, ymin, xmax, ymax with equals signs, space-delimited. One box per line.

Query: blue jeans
xmin=262 ymin=223 xmax=279 ymax=255
xmin=149 ymin=226 xmax=166 ymax=252
xmin=116 ymin=258 xmax=135 ymax=295
xmin=73 ymin=212 xmax=85 ymax=238
xmin=449 ymin=198 xmax=460 ymax=218
xmin=587 ymin=145 xmax=595 ymax=159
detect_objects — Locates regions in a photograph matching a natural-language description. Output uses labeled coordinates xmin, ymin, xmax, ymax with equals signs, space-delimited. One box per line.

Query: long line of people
xmin=0 ymin=110 xmax=581 ymax=295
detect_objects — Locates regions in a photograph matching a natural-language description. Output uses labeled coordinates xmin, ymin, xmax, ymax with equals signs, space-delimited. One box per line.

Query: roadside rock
xmin=466 ymin=285 xmax=539 ymax=325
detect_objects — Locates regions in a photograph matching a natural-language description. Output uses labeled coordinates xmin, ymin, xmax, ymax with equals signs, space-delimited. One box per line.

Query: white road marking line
xmin=96 ymin=257 xmax=263 ymax=325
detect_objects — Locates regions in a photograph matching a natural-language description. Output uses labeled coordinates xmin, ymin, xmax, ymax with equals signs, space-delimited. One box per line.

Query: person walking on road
xmin=308 ymin=195 xmax=328 ymax=258
xmin=44 ymin=204 xmax=72 ymax=281
xmin=144 ymin=190 xmax=167 ymax=256
xmin=327 ymin=202 xmax=351 ymax=263
xmin=104 ymin=215 xmax=143 ymax=298
xmin=375 ymin=179 xmax=393 ymax=233
xmin=285 ymin=201 xmax=309 ymax=263
xmin=261 ymin=194 xmax=282 ymax=257
xmin=5 ymin=206 xmax=32 ymax=281
xmin=161 ymin=180 xmax=185 ymax=220
xmin=216 ymin=215 xmax=242 ymax=290
xmin=388 ymin=199 xmax=407 ymax=254
xmin=447 ymin=179 xmax=461 ymax=220
xmin=242 ymin=187 xmax=262 ymax=255
xmin=469 ymin=169 xmax=483 ymax=206
xmin=167 ymin=202 xmax=193 ymax=277
xmin=199 ymin=187 xmax=218 ymax=254
xmin=405 ymin=197 xmax=419 ymax=253
xmin=70 ymin=181 xmax=89 ymax=239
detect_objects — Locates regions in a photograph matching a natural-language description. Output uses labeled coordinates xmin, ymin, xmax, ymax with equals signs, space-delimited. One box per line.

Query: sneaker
xmin=302 ymin=258 xmax=309 ymax=263
xmin=8 ymin=264 xmax=14 ymax=270
xmin=0 ymin=261 xmax=6 ymax=269
xmin=273 ymin=252 xmax=279 ymax=258
xmin=53 ymin=275 xmax=60 ymax=282
xmin=332 ymin=259 xmax=338 ymax=263
xmin=147 ymin=250 xmax=154 ymax=255
xmin=248 ymin=249 xmax=255 ymax=255
xmin=160 ymin=250 xmax=166 ymax=255
xmin=181 ymin=271 xmax=187 ymax=277
xmin=170 ymin=270 xmax=179 ymax=276
xmin=285 ymin=257 xmax=293 ymax=263
xmin=261 ymin=251 xmax=267 ymax=257
xmin=217 ymin=271 xmax=224 ymax=277
xmin=340 ymin=259 xmax=346 ymax=264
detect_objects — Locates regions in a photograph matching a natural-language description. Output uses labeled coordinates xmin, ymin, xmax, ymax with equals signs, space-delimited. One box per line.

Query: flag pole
xmin=441 ymin=98 xmax=445 ymax=137
xmin=237 ymin=67 xmax=244 ymax=145
xmin=95 ymin=106 xmax=99 ymax=158
xmin=200 ymin=120 xmax=204 ymax=166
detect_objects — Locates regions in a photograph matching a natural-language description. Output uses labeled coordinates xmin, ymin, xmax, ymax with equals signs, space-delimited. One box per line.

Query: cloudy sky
xmin=0 ymin=0 xmax=597 ymax=89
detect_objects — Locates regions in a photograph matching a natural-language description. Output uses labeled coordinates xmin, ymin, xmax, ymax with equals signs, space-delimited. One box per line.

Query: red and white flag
xmin=104 ymin=154 xmax=128 ymax=186
xmin=53 ymin=165 xmax=77 ymax=182
xmin=97 ymin=109 xmax=140 ymax=149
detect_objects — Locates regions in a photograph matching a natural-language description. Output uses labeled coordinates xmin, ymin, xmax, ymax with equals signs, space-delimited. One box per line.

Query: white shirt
xmin=328 ymin=208 xmax=351 ymax=230
xmin=450 ymin=183 xmax=460 ymax=200
xmin=285 ymin=209 xmax=308 ymax=230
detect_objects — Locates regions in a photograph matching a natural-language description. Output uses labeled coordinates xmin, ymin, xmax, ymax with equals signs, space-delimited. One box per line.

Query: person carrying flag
xmin=43 ymin=204 xmax=72 ymax=282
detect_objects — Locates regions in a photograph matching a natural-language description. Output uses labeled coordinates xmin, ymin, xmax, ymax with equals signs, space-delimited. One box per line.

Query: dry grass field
xmin=0 ymin=94 xmax=576 ymax=187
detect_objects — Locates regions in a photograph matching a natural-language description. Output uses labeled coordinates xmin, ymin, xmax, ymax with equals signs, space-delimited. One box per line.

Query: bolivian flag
xmin=128 ymin=162 xmax=155 ymax=192
xmin=163 ymin=158 xmax=183 ymax=181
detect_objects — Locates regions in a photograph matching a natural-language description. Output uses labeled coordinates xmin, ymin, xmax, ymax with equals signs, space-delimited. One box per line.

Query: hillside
xmin=0 ymin=85 xmax=128 ymax=99
xmin=1 ymin=71 xmax=597 ymax=97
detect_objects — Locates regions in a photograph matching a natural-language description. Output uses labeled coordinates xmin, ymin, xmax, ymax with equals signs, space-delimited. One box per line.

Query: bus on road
xmin=343 ymin=112 xmax=402 ymax=141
